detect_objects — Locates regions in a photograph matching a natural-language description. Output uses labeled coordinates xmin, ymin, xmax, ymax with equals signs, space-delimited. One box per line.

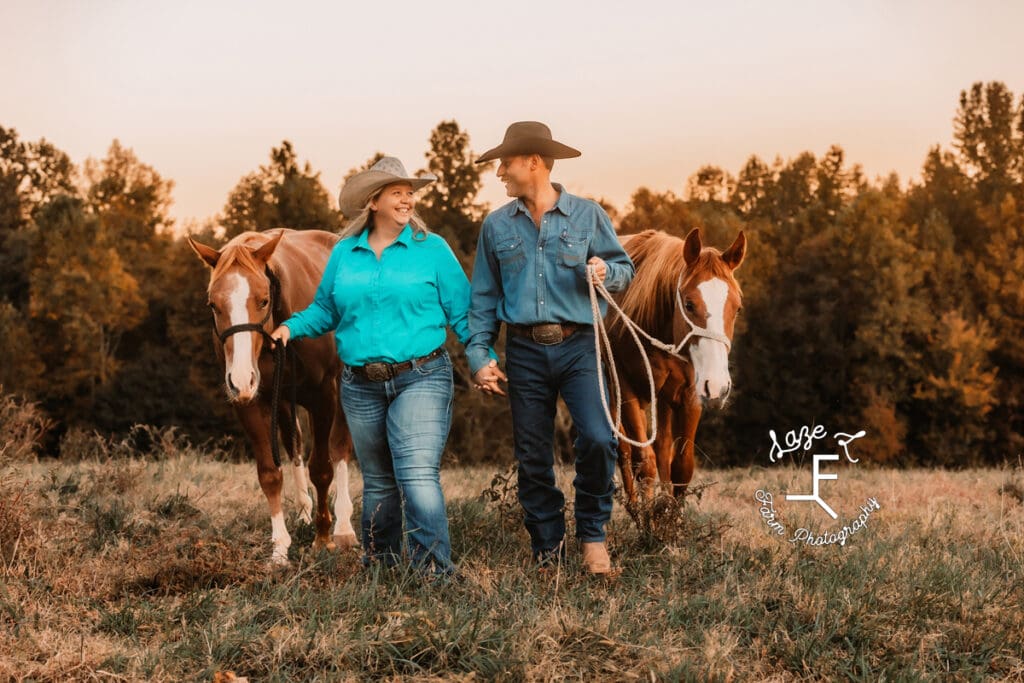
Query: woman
xmin=271 ymin=156 xmax=491 ymax=577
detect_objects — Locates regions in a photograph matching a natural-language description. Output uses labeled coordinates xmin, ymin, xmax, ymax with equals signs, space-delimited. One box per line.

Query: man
xmin=466 ymin=121 xmax=635 ymax=575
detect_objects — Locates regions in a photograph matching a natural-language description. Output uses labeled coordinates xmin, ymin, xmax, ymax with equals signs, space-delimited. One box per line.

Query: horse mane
xmin=612 ymin=230 xmax=740 ymax=335
xmin=208 ymin=232 xmax=274 ymax=291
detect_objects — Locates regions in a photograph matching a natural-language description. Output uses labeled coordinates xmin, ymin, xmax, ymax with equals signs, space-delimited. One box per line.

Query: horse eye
xmin=685 ymin=301 xmax=697 ymax=313
xmin=207 ymin=302 xmax=216 ymax=312
xmin=260 ymin=298 xmax=270 ymax=309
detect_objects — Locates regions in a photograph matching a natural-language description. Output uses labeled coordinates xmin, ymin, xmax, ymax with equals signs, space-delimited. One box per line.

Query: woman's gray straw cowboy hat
xmin=475 ymin=121 xmax=581 ymax=164
xmin=338 ymin=156 xmax=436 ymax=217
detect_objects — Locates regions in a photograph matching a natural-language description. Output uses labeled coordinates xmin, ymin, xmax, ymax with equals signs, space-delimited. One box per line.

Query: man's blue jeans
xmin=505 ymin=329 xmax=618 ymax=558
xmin=340 ymin=350 xmax=455 ymax=574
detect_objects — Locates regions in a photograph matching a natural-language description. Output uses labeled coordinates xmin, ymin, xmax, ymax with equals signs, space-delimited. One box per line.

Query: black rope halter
xmin=214 ymin=267 xmax=296 ymax=469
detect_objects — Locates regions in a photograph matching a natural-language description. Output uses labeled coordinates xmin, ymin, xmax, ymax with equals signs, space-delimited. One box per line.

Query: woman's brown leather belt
xmin=350 ymin=347 xmax=445 ymax=382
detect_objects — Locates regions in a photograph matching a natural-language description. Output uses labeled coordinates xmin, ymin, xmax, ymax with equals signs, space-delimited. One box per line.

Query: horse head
xmin=676 ymin=228 xmax=745 ymax=406
xmin=188 ymin=230 xmax=284 ymax=403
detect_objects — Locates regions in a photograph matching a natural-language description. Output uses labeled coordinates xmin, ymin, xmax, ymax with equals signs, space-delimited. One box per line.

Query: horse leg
xmin=236 ymin=401 xmax=291 ymax=565
xmin=329 ymin=396 xmax=358 ymax=549
xmin=614 ymin=377 xmax=640 ymax=505
xmin=670 ymin=401 xmax=702 ymax=498
xmin=654 ymin=395 xmax=675 ymax=497
xmin=279 ymin=403 xmax=313 ymax=524
xmin=321 ymin=382 xmax=362 ymax=552
xmin=619 ymin=394 xmax=657 ymax=504
xmin=307 ymin=393 xmax=341 ymax=551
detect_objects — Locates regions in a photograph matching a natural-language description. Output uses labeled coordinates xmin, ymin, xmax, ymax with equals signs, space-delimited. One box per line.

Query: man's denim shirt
xmin=466 ymin=184 xmax=635 ymax=373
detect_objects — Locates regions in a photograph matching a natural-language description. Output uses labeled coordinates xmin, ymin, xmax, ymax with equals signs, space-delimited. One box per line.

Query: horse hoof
xmin=333 ymin=533 xmax=359 ymax=550
xmin=268 ymin=554 xmax=289 ymax=568
xmin=312 ymin=537 xmax=337 ymax=552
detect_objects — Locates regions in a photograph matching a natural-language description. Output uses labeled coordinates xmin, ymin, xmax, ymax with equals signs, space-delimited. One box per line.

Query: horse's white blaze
xmin=332 ymin=460 xmax=356 ymax=540
xmin=270 ymin=510 xmax=291 ymax=564
xmin=691 ymin=278 xmax=732 ymax=401
xmin=225 ymin=273 xmax=259 ymax=400
xmin=292 ymin=462 xmax=313 ymax=524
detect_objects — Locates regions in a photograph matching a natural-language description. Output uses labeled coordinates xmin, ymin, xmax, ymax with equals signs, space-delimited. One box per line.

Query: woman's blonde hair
xmin=339 ymin=184 xmax=429 ymax=241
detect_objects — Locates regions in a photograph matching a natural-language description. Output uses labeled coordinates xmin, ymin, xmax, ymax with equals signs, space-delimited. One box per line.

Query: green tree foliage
xmin=0 ymin=126 xmax=75 ymax=308
xmin=4 ymin=90 xmax=1023 ymax=465
xmin=28 ymin=196 xmax=147 ymax=414
xmin=954 ymin=81 xmax=1024 ymax=206
xmin=619 ymin=187 xmax=696 ymax=239
xmin=222 ymin=141 xmax=341 ymax=238
xmin=416 ymin=120 xmax=492 ymax=257
xmin=0 ymin=301 xmax=45 ymax=395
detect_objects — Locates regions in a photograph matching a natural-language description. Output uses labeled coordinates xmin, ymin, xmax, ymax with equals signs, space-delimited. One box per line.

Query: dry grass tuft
xmin=0 ymin=390 xmax=54 ymax=463
xmin=479 ymin=462 xmax=520 ymax=528
xmin=0 ymin=472 xmax=34 ymax=566
xmin=618 ymin=480 xmax=727 ymax=546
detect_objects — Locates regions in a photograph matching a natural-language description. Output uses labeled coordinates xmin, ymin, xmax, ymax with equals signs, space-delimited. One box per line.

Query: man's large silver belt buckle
xmin=363 ymin=362 xmax=392 ymax=382
xmin=531 ymin=323 xmax=564 ymax=345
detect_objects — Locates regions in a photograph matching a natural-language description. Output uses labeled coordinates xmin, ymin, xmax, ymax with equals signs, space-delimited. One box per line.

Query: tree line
xmin=1 ymin=82 xmax=1022 ymax=466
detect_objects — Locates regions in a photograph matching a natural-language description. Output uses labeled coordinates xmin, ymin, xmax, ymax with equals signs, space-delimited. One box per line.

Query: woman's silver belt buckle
xmin=363 ymin=362 xmax=392 ymax=382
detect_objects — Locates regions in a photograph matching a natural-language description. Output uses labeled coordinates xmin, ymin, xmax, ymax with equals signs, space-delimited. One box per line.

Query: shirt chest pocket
xmin=495 ymin=233 xmax=526 ymax=275
xmin=557 ymin=228 xmax=592 ymax=268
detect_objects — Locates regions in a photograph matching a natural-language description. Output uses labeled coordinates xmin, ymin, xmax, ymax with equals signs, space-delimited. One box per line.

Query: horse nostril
xmin=703 ymin=380 xmax=711 ymax=398
xmin=226 ymin=374 xmax=239 ymax=394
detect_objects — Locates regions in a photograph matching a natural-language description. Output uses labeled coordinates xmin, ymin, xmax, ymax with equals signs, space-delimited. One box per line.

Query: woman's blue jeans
xmin=340 ymin=350 xmax=455 ymax=574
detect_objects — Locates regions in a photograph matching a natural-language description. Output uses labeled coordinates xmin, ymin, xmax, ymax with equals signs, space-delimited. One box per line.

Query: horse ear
xmin=188 ymin=236 xmax=221 ymax=268
xmin=683 ymin=228 xmax=702 ymax=266
xmin=252 ymin=230 xmax=284 ymax=264
xmin=722 ymin=231 xmax=746 ymax=271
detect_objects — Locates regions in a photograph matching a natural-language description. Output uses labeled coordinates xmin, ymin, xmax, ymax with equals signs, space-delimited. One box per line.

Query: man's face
xmin=496 ymin=155 xmax=535 ymax=197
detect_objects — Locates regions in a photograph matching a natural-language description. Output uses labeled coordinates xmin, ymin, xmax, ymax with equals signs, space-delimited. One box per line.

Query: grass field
xmin=2 ymin=446 xmax=1023 ymax=681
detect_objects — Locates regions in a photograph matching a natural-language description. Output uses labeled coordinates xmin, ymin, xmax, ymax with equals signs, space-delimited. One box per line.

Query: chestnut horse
xmin=188 ymin=229 xmax=357 ymax=564
xmin=609 ymin=228 xmax=745 ymax=502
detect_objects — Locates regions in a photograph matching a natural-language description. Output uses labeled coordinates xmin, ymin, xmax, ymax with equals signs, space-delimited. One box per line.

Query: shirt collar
xmin=351 ymin=223 xmax=414 ymax=251
xmin=512 ymin=183 xmax=574 ymax=218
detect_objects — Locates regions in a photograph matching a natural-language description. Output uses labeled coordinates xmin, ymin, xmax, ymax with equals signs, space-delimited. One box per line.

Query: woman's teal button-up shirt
xmin=283 ymin=225 xmax=483 ymax=367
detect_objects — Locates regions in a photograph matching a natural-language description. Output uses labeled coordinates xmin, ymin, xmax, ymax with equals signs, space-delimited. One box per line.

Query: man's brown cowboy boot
xmin=581 ymin=541 xmax=612 ymax=575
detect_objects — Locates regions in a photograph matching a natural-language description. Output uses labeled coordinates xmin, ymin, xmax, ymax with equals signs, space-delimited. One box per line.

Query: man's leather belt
xmin=508 ymin=323 xmax=580 ymax=345
xmin=350 ymin=347 xmax=445 ymax=382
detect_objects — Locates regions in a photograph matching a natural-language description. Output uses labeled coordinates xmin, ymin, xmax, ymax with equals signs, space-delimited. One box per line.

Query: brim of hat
xmin=338 ymin=171 xmax=436 ymax=216
xmin=475 ymin=137 xmax=581 ymax=164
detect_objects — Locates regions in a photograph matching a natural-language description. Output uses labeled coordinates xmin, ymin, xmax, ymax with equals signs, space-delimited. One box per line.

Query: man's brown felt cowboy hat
xmin=475 ymin=121 xmax=581 ymax=164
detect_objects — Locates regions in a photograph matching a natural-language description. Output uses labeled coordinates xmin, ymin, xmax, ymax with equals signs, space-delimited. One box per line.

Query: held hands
xmin=473 ymin=359 xmax=507 ymax=396
xmin=269 ymin=325 xmax=290 ymax=348
xmin=586 ymin=256 xmax=607 ymax=284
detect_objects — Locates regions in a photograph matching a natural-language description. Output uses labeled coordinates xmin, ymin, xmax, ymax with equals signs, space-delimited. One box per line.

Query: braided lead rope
xmin=587 ymin=265 xmax=735 ymax=448
xmin=588 ymin=265 xmax=658 ymax=448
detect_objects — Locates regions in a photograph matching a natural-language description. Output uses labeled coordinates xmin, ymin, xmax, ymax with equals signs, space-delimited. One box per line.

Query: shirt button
xmin=538 ymin=273 xmax=543 ymax=277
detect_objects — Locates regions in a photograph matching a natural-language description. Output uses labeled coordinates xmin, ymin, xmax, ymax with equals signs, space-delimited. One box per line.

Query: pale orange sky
xmin=2 ymin=0 xmax=1023 ymax=226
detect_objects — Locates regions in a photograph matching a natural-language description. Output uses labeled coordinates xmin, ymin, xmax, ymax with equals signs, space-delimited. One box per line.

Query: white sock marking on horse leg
xmin=332 ymin=460 xmax=356 ymax=539
xmin=292 ymin=462 xmax=313 ymax=524
xmin=270 ymin=510 xmax=291 ymax=564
